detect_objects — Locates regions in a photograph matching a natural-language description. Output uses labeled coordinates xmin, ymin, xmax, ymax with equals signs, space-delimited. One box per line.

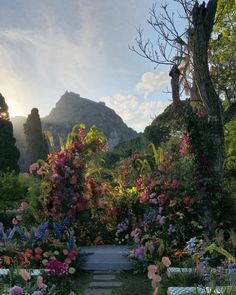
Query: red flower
xmin=196 ymin=111 xmax=205 ymax=118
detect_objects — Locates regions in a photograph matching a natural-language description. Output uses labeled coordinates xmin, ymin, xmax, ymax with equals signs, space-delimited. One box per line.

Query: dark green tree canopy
xmin=0 ymin=93 xmax=20 ymax=173
xmin=0 ymin=93 xmax=9 ymax=120
xmin=24 ymin=108 xmax=49 ymax=166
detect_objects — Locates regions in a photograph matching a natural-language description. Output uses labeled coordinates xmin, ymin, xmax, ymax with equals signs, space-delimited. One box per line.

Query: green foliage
xmin=0 ymin=172 xmax=30 ymax=211
xmin=210 ymin=0 xmax=236 ymax=103
xmin=0 ymin=94 xmax=20 ymax=173
xmin=225 ymin=118 xmax=236 ymax=175
xmin=204 ymin=244 xmax=236 ymax=263
xmin=0 ymin=93 xmax=10 ymax=120
xmin=104 ymin=135 xmax=149 ymax=167
xmin=24 ymin=108 xmax=49 ymax=167
xmin=145 ymin=125 xmax=171 ymax=146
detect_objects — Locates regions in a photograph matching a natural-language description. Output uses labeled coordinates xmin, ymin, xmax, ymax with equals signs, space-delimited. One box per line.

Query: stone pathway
xmin=84 ymin=271 xmax=123 ymax=295
xmin=80 ymin=245 xmax=133 ymax=271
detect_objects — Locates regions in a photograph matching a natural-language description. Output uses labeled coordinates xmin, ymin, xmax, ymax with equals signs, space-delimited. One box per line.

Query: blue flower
xmin=7 ymin=227 xmax=16 ymax=241
xmin=228 ymin=263 xmax=236 ymax=269
xmin=53 ymin=222 xmax=62 ymax=239
xmin=15 ymin=226 xmax=27 ymax=240
xmin=67 ymin=231 xmax=75 ymax=249
xmin=186 ymin=237 xmax=197 ymax=252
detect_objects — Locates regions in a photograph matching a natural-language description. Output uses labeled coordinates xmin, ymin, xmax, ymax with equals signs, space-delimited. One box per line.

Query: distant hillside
xmin=43 ymin=91 xmax=137 ymax=147
xmin=12 ymin=91 xmax=138 ymax=171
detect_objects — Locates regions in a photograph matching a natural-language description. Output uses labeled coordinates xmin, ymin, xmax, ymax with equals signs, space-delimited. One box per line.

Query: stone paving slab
xmin=84 ymin=289 xmax=112 ymax=295
xmin=81 ymin=245 xmax=129 ymax=254
xmin=90 ymin=281 xmax=123 ymax=288
xmin=86 ymin=253 xmax=131 ymax=262
xmin=93 ymin=274 xmax=116 ymax=280
xmin=167 ymin=267 xmax=195 ymax=273
xmin=93 ymin=270 xmax=120 ymax=274
xmin=167 ymin=287 xmax=205 ymax=295
xmin=83 ymin=261 xmax=133 ymax=271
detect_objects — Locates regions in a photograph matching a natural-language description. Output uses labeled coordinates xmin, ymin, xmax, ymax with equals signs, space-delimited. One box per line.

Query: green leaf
xmin=204 ymin=244 xmax=236 ymax=262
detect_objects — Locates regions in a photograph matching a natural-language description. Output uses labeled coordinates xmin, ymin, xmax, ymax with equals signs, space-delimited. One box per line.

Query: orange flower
xmin=175 ymin=251 xmax=188 ymax=257
xmin=4 ymin=256 xmax=11 ymax=265
xmin=24 ymin=251 xmax=32 ymax=264
xmin=194 ymin=255 xmax=199 ymax=265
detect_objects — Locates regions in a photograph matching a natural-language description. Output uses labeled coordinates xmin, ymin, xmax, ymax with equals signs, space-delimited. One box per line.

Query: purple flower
xmin=10 ymin=286 xmax=23 ymax=295
xmin=159 ymin=216 xmax=166 ymax=225
xmin=134 ymin=247 xmax=144 ymax=259
xmin=168 ymin=224 xmax=175 ymax=235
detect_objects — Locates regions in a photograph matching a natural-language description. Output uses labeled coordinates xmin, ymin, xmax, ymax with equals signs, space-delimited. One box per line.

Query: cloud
xmin=101 ymin=93 xmax=169 ymax=131
xmin=136 ymin=71 xmax=169 ymax=98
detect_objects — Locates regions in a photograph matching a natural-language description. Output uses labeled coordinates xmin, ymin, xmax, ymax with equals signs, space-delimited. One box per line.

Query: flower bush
xmin=0 ymin=121 xmax=235 ymax=294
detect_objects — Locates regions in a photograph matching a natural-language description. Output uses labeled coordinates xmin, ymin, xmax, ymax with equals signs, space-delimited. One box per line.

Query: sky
xmin=0 ymin=0 xmax=182 ymax=132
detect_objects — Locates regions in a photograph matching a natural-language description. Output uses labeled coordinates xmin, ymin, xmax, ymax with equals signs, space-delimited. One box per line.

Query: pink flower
xmin=37 ymin=275 xmax=43 ymax=289
xmin=162 ymin=256 xmax=171 ymax=267
xmin=35 ymin=254 xmax=43 ymax=261
xmin=157 ymin=194 xmax=166 ymax=207
xmin=97 ymin=199 xmax=105 ymax=207
xmin=179 ymin=145 xmax=185 ymax=154
xmin=34 ymin=247 xmax=43 ymax=254
xmin=36 ymin=167 xmax=44 ymax=175
xmin=12 ymin=218 xmax=18 ymax=225
xmin=147 ymin=264 xmax=158 ymax=279
xmin=171 ymin=179 xmax=178 ymax=189
xmin=70 ymin=175 xmax=77 ymax=185
xmin=196 ymin=111 xmax=205 ymax=118
xmin=140 ymin=189 xmax=149 ymax=203
xmin=45 ymin=258 xmax=68 ymax=277
xmin=29 ymin=163 xmax=39 ymax=173
xmin=65 ymin=258 xmax=72 ymax=265
xmin=20 ymin=269 xmax=31 ymax=281
xmin=131 ymin=228 xmax=140 ymax=238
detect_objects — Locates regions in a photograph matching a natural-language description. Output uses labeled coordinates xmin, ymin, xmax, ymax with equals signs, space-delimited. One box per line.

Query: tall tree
xmin=130 ymin=0 xmax=236 ymax=178
xmin=24 ymin=108 xmax=49 ymax=166
xmin=0 ymin=93 xmax=20 ymax=173
xmin=130 ymin=0 xmax=236 ymax=234
xmin=210 ymin=0 xmax=236 ymax=105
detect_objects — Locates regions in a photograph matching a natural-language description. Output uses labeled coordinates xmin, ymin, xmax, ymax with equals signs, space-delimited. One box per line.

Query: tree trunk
xmin=190 ymin=74 xmax=205 ymax=112
xmin=169 ymin=64 xmax=181 ymax=107
xmin=192 ymin=0 xmax=225 ymax=178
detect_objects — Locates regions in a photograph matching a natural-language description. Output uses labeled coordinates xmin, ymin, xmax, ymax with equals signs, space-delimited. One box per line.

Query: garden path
xmin=80 ymin=245 xmax=133 ymax=271
xmin=84 ymin=271 xmax=122 ymax=295
xmin=81 ymin=246 xmax=131 ymax=295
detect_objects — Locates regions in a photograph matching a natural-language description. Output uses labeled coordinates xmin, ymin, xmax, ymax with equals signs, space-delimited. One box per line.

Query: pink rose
xmin=12 ymin=218 xmax=18 ymax=225
xmin=162 ymin=256 xmax=171 ymax=267
xmin=147 ymin=264 xmax=158 ymax=279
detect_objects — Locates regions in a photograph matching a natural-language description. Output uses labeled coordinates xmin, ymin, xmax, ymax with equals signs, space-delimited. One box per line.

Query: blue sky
xmin=0 ymin=0 xmax=183 ymax=131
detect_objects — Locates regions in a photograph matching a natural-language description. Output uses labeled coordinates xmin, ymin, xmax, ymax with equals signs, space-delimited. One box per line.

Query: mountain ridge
xmin=12 ymin=91 xmax=138 ymax=170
